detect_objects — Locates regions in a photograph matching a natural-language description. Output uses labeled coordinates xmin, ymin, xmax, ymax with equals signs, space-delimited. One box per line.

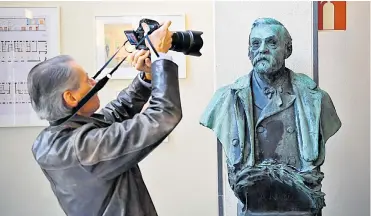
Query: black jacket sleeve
xmin=73 ymin=59 xmax=182 ymax=180
xmin=98 ymin=73 xmax=152 ymax=123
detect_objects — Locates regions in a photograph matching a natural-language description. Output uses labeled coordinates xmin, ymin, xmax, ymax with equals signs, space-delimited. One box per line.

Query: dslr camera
xmin=124 ymin=18 xmax=204 ymax=57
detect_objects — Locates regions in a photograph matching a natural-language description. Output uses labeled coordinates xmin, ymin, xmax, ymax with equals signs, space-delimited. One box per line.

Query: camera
xmin=124 ymin=18 xmax=204 ymax=57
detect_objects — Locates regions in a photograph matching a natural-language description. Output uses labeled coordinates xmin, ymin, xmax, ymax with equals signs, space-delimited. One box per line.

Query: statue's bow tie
xmin=263 ymin=86 xmax=283 ymax=106
xmin=263 ymin=87 xmax=276 ymax=99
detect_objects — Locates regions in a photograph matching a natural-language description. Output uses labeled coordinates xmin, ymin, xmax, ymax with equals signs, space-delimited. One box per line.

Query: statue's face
xmin=248 ymin=25 xmax=286 ymax=75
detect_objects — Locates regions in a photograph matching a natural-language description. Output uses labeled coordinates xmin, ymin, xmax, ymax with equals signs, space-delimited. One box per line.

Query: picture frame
xmin=0 ymin=6 xmax=60 ymax=127
xmin=95 ymin=14 xmax=187 ymax=80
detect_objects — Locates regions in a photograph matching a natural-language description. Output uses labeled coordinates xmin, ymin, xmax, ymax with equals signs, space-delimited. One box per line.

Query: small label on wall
xmin=318 ymin=1 xmax=346 ymax=30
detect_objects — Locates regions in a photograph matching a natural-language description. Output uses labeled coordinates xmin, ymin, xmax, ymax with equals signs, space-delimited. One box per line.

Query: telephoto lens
xmin=170 ymin=30 xmax=204 ymax=56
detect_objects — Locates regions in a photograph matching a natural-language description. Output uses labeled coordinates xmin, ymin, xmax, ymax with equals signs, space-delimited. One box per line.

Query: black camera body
xmin=124 ymin=18 xmax=204 ymax=57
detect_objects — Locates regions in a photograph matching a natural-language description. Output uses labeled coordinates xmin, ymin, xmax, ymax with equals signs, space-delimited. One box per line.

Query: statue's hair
xmin=249 ymin=18 xmax=293 ymax=58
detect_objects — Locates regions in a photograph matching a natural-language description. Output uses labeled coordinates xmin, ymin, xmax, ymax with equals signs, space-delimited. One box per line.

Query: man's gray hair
xmin=27 ymin=55 xmax=80 ymax=122
xmin=250 ymin=17 xmax=293 ymax=51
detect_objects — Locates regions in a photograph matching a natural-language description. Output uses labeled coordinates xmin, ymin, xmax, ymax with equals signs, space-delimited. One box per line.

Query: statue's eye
xmin=267 ymin=38 xmax=278 ymax=47
xmin=251 ymin=40 xmax=260 ymax=49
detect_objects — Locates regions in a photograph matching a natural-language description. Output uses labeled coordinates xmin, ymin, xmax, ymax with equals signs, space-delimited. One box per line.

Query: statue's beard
xmin=252 ymin=54 xmax=283 ymax=75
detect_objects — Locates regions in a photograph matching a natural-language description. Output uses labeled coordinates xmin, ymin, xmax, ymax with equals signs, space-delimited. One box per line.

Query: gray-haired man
xmin=28 ymin=21 xmax=181 ymax=216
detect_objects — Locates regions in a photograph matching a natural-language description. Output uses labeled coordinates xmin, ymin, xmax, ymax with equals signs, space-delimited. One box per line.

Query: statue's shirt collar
xmin=252 ymin=69 xmax=294 ymax=110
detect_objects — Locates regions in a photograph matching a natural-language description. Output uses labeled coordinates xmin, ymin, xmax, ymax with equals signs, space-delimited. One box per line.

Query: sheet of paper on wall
xmin=95 ymin=14 xmax=187 ymax=80
xmin=0 ymin=7 xmax=60 ymax=127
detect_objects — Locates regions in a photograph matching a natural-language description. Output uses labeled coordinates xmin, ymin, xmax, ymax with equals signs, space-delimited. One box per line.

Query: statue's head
xmin=248 ymin=18 xmax=293 ymax=76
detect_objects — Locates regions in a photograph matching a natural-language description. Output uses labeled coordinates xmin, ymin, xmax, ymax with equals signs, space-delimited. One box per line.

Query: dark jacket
xmin=31 ymin=59 xmax=182 ymax=216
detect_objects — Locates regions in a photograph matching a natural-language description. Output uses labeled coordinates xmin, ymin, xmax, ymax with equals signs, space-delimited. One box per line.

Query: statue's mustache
xmin=253 ymin=55 xmax=271 ymax=66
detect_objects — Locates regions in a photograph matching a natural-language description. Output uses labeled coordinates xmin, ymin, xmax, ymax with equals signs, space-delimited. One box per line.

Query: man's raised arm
xmin=73 ymin=21 xmax=182 ymax=180
xmin=99 ymin=72 xmax=152 ymax=123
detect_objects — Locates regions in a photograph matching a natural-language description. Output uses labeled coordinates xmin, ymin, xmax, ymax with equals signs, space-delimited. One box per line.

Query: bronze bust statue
xmin=199 ymin=18 xmax=341 ymax=216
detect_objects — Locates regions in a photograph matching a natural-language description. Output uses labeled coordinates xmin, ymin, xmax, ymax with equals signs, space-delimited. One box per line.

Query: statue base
xmin=234 ymin=162 xmax=325 ymax=216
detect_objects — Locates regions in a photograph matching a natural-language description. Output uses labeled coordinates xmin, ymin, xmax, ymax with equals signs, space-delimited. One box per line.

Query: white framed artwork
xmin=0 ymin=7 xmax=60 ymax=127
xmin=95 ymin=14 xmax=186 ymax=80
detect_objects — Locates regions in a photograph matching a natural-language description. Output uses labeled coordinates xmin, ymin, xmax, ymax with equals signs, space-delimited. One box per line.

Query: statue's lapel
xmin=228 ymin=69 xmax=323 ymax=169
xmin=252 ymin=69 xmax=296 ymax=126
xmin=232 ymin=72 xmax=255 ymax=166
xmin=291 ymin=71 xmax=322 ymax=163
xmin=256 ymin=93 xmax=296 ymax=126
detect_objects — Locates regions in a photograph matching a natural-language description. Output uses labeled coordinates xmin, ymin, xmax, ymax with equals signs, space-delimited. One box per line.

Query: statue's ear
xmin=285 ymin=42 xmax=292 ymax=59
xmin=248 ymin=47 xmax=254 ymax=61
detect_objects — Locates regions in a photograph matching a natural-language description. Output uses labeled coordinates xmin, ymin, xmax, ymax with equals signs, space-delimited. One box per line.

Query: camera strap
xmin=92 ymin=42 xmax=127 ymax=80
xmin=142 ymin=34 xmax=160 ymax=58
xmin=55 ymin=33 xmax=158 ymax=125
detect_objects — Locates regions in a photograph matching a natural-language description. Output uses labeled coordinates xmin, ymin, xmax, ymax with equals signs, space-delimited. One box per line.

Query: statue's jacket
xmin=200 ymin=69 xmax=341 ymax=171
xmin=200 ymin=68 xmax=341 ymax=174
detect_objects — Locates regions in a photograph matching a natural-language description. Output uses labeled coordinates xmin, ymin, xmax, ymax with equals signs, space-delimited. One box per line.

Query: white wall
xmin=0 ymin=2 xmax=217 ymax=216
xmin=0 ymin=2 xmax=369 ymax=216
xmin=214 ymin=1 xmax=315 ymax=86
xmin=214 ymin=1 xmax=370 ymax=216
xmin=319 ymin=2 xmax=370 ymax=216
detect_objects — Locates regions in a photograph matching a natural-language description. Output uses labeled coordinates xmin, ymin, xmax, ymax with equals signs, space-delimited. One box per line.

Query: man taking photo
xmin=27 ymin=21 xmax=181 ymax=216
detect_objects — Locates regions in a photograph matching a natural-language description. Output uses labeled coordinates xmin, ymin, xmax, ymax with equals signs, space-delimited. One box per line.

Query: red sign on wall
xmin=318 ymin=1 xmax=346 ymax=30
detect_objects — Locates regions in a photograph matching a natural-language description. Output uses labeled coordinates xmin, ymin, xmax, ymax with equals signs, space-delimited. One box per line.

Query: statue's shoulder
xmin=200 ymin=74 xmax=251 ymax=128
xmin=199 ymin=85 xmax=233 ymax=129
xmin=212 ymin=84 xmax=233 ymax=100
xmin=204 ymin=84 xmax=235 ymax=113
xmin=290 ymin=69 xmax=336 ymax=108
xmin=290 ymin=70 xmax=318 ymax=90
xmin=292 ymin=71 xmax=342 ymax=144
xmin=210 ymin=73 xmax=251 ymax=103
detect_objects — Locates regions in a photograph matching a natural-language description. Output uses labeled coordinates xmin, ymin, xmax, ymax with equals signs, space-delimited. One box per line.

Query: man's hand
xmin=128 ymin=49 xmax=152 ymax=79
xmin=142 ymin=20 xmax=173 ymax=53
xmin=127 ymin=20 xmax=173 ymax=80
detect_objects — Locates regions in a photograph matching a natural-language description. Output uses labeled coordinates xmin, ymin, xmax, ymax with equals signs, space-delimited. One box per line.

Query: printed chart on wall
xmin=0 ymin=7 xmax=60 ymax=127
xmin=95 ymin=14 xmax=186 ymax=79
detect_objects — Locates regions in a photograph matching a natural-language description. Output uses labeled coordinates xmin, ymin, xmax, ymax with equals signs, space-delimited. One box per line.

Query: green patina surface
xmin=199 ymin=17 xmax=342 ymax=214
xmin=199 ymin=69 xmax=341 ymax=171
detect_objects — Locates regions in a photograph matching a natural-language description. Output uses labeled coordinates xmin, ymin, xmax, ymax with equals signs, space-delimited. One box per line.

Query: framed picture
xmin=95 ymin=14 xmax=187 ymax=80
xmin=0 ymin=7 xmax=60 ymax=127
